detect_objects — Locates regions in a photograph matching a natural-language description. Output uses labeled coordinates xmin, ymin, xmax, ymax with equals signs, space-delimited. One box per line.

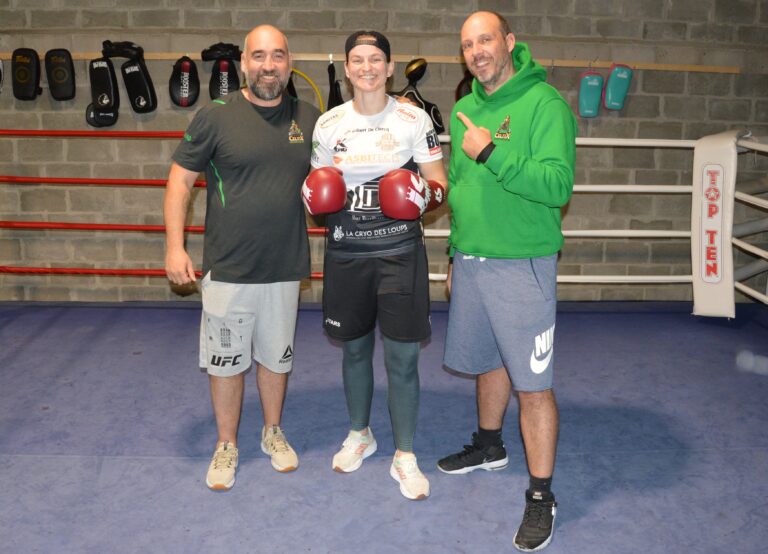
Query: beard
xmin=248 ymin=70 xmax=286 ymax=101
xmin=471 ymin=53 xmax=511 ymax=90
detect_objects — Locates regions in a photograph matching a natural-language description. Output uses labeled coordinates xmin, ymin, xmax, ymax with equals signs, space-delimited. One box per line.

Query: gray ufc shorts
xmin=199 ymin=274 xmax=300 ymax=377
xmin=444 ymin=253 xmax=557 ymax=392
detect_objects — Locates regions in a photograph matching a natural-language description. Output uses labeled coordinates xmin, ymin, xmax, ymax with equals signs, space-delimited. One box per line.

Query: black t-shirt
xmin=173 ymin=92 xmax=320 ymax=283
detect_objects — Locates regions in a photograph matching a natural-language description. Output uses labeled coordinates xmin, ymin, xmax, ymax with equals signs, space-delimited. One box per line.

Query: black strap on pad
xmin=85 ymin=103 xmax=119 ymax=127
xmin=121 ymin=57 xmax=157 ymax=113
xmin=89 ymin=57 xmax=119 ymax=111
xmin=11 ymin=48 xmax=43 ymax=100
xmin=45 ymin=48 xmax=76 ymax=101
xmin=169 ymin=56 xmax=200 ymax=108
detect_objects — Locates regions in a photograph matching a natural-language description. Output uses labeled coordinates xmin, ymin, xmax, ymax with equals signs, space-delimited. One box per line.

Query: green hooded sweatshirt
xmin=448 ymin=42 xmax=577 ymax=258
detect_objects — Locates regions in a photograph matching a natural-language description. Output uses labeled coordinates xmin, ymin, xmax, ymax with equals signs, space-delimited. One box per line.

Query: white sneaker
xmin=389 ymin=452 xmax=430 ymax=500
xmin=261 ymin=425 xmax=299 ymax=472
xmin=332 ymin=428 xmax=377 ymax=473
xmin=206 ymin=441 xmax=238 ymax=491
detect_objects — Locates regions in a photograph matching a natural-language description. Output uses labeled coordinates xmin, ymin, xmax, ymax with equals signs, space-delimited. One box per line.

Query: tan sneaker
xmin=261 ymin=425 xmax=298 ymax=472
xmin=390 ymin=452 xmax=430 ymax=500
xmin=206 ymin=441 xmax=238 ymax=491
xmin=332 ymin=428 xmax=377 ymax=473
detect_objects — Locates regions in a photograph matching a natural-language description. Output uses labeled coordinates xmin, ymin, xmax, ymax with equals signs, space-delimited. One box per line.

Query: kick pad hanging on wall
xmin=11 ymin=48 xmax=43 ymax=100
xmin=578 ymin=70 xmax=604 ymax=118
xmin=87 ymin=57 xmax=120 ymax=127
xmin=45 ymin=49 xmax=76 ymax=101
xmin=603 ymin=63 xmax=633 ymax=111
xmin=102 ymin=40 xmax=157 ymax=114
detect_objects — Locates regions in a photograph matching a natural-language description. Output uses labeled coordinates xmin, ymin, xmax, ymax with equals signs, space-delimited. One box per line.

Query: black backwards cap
xmin=344 ymin=30 xmax=391 ymax=62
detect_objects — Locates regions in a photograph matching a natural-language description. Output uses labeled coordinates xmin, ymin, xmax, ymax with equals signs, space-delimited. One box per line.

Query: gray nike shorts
xmin=199 ymin=274 xmax=300 ymax=377
xmin=443 ymin=252 xmax=557 ymax=392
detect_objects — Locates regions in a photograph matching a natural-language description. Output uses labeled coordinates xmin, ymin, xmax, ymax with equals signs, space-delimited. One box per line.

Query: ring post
xmin=690 ymin=130 xmax=746 ymax=318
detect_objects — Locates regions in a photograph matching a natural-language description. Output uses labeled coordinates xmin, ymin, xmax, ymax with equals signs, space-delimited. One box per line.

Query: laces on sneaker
xmin=212 ymin=443 xmax=236 ymax=468
xmin=454 ymin=433 xmax=484 ymax=459
xmin=523 ymin=501 xmax=552 ymax=529
xmin=265 ymin=426 xmax=290 ymax=452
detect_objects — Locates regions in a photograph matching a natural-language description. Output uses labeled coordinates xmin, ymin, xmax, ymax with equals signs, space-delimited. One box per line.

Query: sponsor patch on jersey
xmin=376 ymin=132 xmax=400 ymax=152
xmin=395 ymin=106 xmax=418 ymax=123
xmin=426 ymin=129 xmax=441 ymax=155
xmin=349 ymin=183 xmax=379 ymax=212
xmin=319 ymin=109 xmax=345 ymax=128
xmin=333 ymin=138 xmax=348 ymax=153
xmin=342 ymin=153 xmax=400 ymax=165
xmin=288 ymin=120 xmax=304 ymax=143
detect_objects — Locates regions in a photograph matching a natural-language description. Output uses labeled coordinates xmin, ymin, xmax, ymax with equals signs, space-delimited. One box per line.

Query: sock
xmin=528 ymin=475 xmax=554 ymax=502
xmin=477 ymin=426 xmax=503 ymax=448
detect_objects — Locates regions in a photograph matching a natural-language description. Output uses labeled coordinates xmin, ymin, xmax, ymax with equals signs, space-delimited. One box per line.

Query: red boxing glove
xmin=425 ymin=180 xmax=445 ymax=212
xmin=302 ymin=167 xmax=346 ymax=215
xmin=378 ymin=168 xmax=427 ymax=220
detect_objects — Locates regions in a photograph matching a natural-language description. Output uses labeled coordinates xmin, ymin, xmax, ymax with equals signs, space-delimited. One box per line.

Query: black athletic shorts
xmin=322 ymin=243 xmax=431 ymax=342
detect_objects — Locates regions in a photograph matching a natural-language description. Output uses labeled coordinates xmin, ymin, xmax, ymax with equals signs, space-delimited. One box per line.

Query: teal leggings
xmin=342 ymin=330 xmax=420 ymax=452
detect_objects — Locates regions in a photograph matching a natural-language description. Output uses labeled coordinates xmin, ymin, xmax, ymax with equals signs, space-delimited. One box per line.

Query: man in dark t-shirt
xmin=164 ymin=25 xmax=319 ymax=491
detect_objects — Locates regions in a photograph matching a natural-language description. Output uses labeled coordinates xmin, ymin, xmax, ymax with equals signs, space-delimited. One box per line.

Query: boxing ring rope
xmin=727 ymin=136 xmax=768 ymax=306
xmin=1 ymin=129 xmax=767 ymax=316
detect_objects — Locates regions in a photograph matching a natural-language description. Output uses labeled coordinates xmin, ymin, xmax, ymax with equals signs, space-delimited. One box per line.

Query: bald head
xmin=461 ymin=11 xmax=511 ymax=43
xmin=243 ymin=25 xmax=290 ymax=57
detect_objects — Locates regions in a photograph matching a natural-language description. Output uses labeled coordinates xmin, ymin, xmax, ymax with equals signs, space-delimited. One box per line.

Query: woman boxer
xmin=303 ymin=30 xmax=447 ymax=500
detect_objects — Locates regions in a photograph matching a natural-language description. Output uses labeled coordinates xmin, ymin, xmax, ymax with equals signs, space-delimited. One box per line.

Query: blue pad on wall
xmin=603 ymin=63 xmax=633 ymax=110
xmin=578 ymin=70 xmax=604 ymax=118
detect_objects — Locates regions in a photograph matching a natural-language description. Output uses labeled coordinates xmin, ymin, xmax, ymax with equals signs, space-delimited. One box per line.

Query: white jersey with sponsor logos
xmin=311 ymin=97 xmax=442 ymax=257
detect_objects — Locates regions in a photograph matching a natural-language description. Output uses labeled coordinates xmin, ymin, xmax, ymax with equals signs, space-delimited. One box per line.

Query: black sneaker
xmin=513 ymin=490 xmax=557 ymax=552
xmin=436 ymin=432 xmax=508 ymax=474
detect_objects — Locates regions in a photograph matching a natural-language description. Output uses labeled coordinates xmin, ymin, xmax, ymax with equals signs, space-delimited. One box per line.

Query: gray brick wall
xmin=1 ymin=0 xmax=767 ymax=303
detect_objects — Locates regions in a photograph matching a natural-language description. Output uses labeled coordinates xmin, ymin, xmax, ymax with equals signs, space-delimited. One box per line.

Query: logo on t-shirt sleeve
xmin=426 ymin=129 xmax=441 ymax=155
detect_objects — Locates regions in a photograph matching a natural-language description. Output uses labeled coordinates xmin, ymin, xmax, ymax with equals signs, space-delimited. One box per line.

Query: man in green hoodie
xmin=437 ymin=11 xmax=577 ymax=552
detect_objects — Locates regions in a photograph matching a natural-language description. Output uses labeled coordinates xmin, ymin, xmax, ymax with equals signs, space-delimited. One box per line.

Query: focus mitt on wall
xmin=603 ymin=63 xmax=633 ymax=111
xmin=578 ymin=69 xmax=603 ymax=118
xmin=169 ymin=55 xmax=199 ymax=108
xmin=394 ymin=58 xmax=445 ymax=134
xmin=45 ymin=48 xmax=76 ymax=101
xmin=12 ymin=48 xmax=43 ymax=100
xmin=201 ymin=43 xmax=242 ymax=99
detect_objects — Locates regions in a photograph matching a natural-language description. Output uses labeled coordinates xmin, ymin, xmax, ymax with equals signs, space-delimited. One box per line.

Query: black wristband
xmin=475 ymin=142 xmax=496 ymax=164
